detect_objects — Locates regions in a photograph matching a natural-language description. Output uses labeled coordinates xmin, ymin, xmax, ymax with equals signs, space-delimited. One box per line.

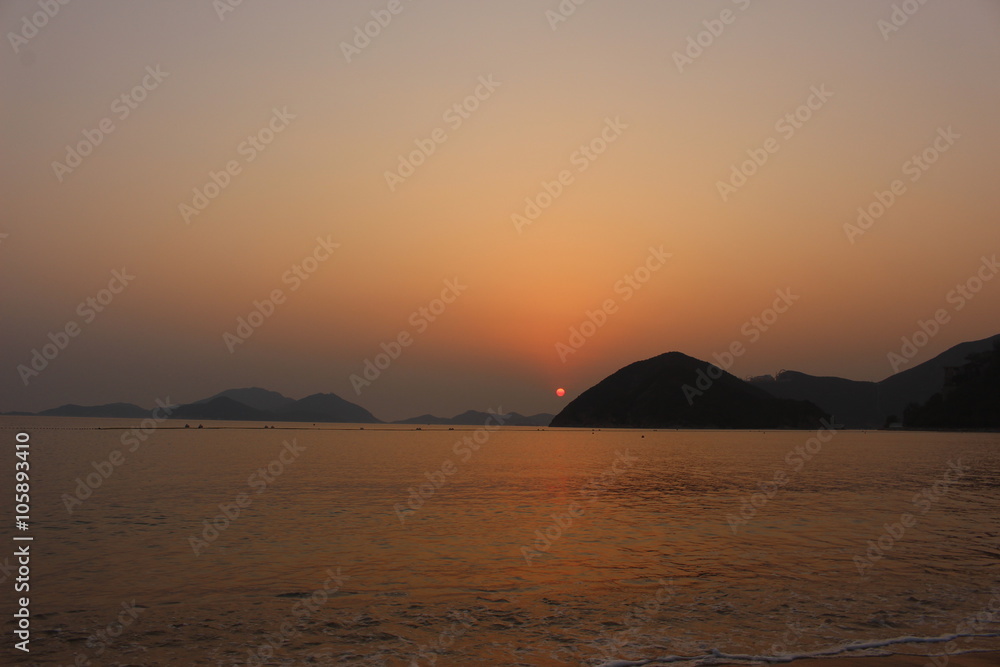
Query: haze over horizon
xmin=2 ymin=1 xmax=999 ymax=422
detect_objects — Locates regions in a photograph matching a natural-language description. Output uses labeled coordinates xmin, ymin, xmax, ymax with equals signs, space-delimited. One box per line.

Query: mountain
xmin=6 ymin=389 xmax=381 ymax=424
xmin=38 ymin=403 xmax=150 ymax=419
xmin=749 ymin=373 xmax=881 ymax=427
xmin=197 ymin=387 xmax=295 ymax=413
xmin=276 ymin=393 xmax=381 ymax=423
xmin=394 ymin=411 xmax=554 ymax=426
xmin=394 ymin=414 xmax=454 ymax=425
xmin=750 ymin=334 xmax=1000 ymax=427
xmin=879 ymin=334 xmax=1000 ymax=420
xmin=904 ymin=340 xmax=1000 ymax=429
xmin=550 ymin=352 xmax=829 ymax=429
xmin=168 ymin=391 xmax=381 ymax=423
xmin=169 ymin=396 xmax=273 ymax=422
xmin=508 ymin=412 xmax=554 ymax=427
xmin=14 ymin=336 xmax=996 ymax=428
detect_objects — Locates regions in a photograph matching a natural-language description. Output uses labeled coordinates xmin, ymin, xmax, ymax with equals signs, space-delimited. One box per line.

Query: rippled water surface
xmin=3 ymin=419 xmax=999 ymax=666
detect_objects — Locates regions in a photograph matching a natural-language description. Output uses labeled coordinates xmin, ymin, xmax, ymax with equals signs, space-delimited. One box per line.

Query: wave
xmin=597 ymin=632 xmax=1000 ymax=666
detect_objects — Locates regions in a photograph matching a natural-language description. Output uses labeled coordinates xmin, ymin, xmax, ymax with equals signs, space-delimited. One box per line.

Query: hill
xmin=197 ymin=387 xmax=295 ymax=412
xmin=275 ymin=393 xmax=381 ymax=424
xmin=394 ymin=411 xmax=554 ymax=426
xmin=550 ymin=352 xmax=829 ymax=429
xmin=904 ymin=341 xmax=1000 ymax=429
xmin=749 ymin=334 xmax=1000 ymax=427
xmin=14 ymin=389 xmax=382 ymax=424
xmin=38 ymin=403 xmax=150 ymax=419
xmin=169 ymin=396 xmax=273 ymax=422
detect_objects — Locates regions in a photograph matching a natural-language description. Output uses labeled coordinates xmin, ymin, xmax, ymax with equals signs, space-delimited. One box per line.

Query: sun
xmin=556 ymin=388 xmax=566 ymax=397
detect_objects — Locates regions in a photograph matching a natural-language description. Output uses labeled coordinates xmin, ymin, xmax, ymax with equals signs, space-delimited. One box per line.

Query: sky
xmin=1 ymin=0 xmax=998 ymax=421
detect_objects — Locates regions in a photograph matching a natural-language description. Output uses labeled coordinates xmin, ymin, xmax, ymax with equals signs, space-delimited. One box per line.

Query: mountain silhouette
xmin=38 ymin=403 xmax=150 ymax=419
xmin=550 ymin=352 xmax=829 ymax=429
xmin=904 ymin=340 xmax=1000 ymax=429
xmin=749 ymin=373 xmax=880 ymax=427
xmin=879 ymin=334 xmax=1000 ymax=418
xmin=170 ymin=396 xmax=273 ymax=422
xmin=13 ymin=389 xmax=381 ymax=424
xmin=9 ymin=334 xmax=998 ymax=430
xmin=393 ymin=413 xmax=453 ymax=425
xmin=276 ymin=393 xmax=381 ymax=423
xmin=197 ymin=387 xmax=295 ymax=413
xmin=394 ymin=410 xmax=553 ymax=426
xmin=750 ymin=333 xmax=1000 ymax=427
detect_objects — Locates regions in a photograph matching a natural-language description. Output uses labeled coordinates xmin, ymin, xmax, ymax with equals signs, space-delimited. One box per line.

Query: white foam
xmin=596 ymin=632 xmax=1000 ymax=666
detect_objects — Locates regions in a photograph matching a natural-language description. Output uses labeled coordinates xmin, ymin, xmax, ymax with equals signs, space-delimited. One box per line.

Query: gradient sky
xmin=2 ymin=0 xmax=998 ymax=421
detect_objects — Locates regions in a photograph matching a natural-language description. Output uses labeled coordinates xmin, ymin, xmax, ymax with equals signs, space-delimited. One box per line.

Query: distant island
xmin=4 ymin=386 xmax=552 ymax=427
xmin=6 ymin=334 xmax=997 ymax=431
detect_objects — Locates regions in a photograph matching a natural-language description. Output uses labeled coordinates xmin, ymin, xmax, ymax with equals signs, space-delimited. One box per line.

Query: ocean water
xmin=2 ymin=418 xmax=999 ymax=666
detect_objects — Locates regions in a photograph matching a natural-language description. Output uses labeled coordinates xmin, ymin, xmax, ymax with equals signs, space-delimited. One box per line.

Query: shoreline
xmin=762 ymin=650 xmax=1000 ymax=667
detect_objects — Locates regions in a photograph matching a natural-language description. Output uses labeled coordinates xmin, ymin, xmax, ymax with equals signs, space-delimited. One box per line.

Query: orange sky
xmin=2 ymin=1 xmax=999 ymax=420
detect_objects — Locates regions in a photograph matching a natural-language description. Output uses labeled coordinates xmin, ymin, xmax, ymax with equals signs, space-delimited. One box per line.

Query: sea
xmin=1 ymin=418 xmax=998 ymax=666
